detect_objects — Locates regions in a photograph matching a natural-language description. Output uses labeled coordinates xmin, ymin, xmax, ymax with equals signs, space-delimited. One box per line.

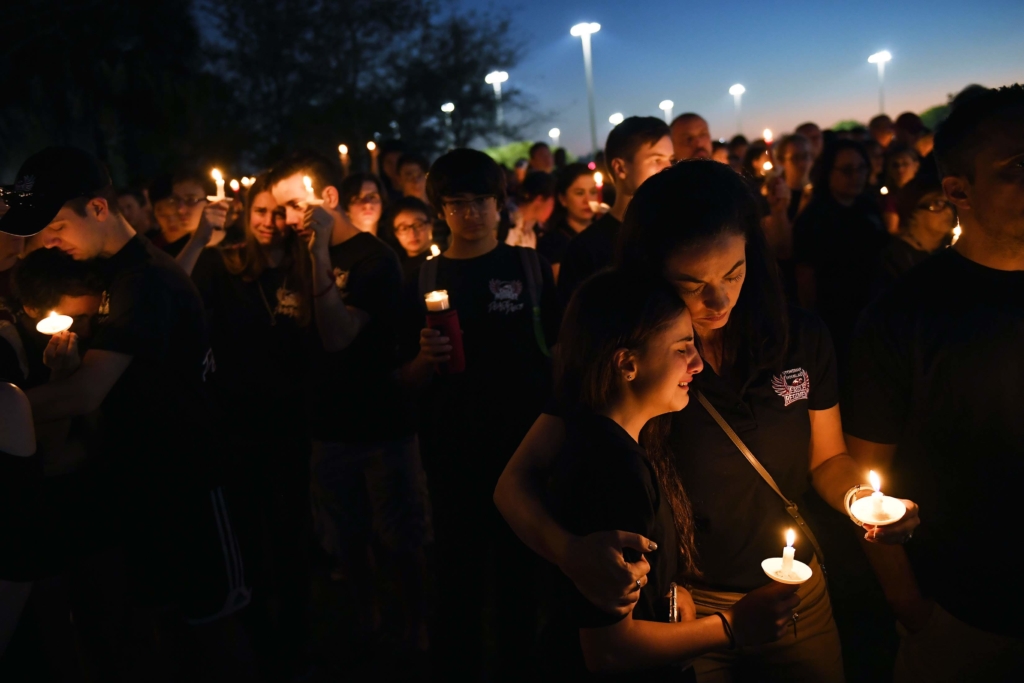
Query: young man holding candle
xmin=268 ymin=152 xmax=432 ymax=651
xmin=0 ymin=146 xmax=260 ymax=680
xmin=844 ymin=84 xmax=1024 ymax=681
xmin=399 ymin=148 xmax=561 ymax=680
xmin=557 ymin=116 xmax=674 ymax=307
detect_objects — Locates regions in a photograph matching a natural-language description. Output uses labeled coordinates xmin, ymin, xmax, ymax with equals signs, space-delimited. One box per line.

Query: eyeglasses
xmin=442 ymin=195 xmax=495 ymax=216
xmin=350 ymin=193 xmax=382 ymax=206
xmin=918 ymin=199 xmax=953 ymax=213
xmin=393 ymin=219 xmax=431 ymax=235
xmin=833 ymin=164 xmax=869 ymax=176
xmin=167 ymin=195 xmax=205 ymax=208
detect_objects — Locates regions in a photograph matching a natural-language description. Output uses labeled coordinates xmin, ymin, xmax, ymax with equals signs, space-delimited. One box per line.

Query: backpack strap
xmin=518 ymin=248 xmax=551 ymax=357
xmin=418 ymin=255 xmax=440 ymax=304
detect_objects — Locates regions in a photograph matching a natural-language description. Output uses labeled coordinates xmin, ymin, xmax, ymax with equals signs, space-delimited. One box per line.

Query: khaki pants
xmin=894 ymin=603 xmax=1024 ymax=683
xmin=690 ymin=558 xmax=844 ymax=683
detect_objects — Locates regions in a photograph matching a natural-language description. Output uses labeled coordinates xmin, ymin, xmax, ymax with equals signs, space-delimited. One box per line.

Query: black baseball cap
xmin=0 ymin=147 xmax=111 ymax=237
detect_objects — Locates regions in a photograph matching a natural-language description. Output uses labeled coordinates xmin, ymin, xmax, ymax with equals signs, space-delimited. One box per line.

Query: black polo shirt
xmin=844 ymin=248 xmax=1024 ymax=637
xmin=306 ymin=232 xmax=414 ymax=443
xmin=676 ymin=307 xmax=838 ymax=592
xmin=557 ymin=212 xmax=622 ymax=308
xmin=90 ymin=235 xmax=222 ymax=490
xmin=541 ymin=412 xmax=691 ymax=682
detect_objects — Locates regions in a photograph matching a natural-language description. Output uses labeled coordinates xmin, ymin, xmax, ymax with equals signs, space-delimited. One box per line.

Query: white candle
xmin=36 ymin=311 xmax=73 ymax=335
xmin=229 ymin=179 xmax=240 ymax=193
xmin=424 ymin=290 xmax=449 ymax=312
xmin=869 ymin=470 xmax=885 ymax=517
xmin=208 ymin=169 xmax=225 ymax=202
xmin=781 ymin=529 xmax=795 ymax=574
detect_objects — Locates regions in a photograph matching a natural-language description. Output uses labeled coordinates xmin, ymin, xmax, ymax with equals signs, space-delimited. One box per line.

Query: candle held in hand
xmin=869 ymin=470 xmax=885 ymax=516
xmin=426 ymin=244 xmax=441 ymax=260
xmin=424 ymin=290 xmax=449 ymax=312
xmin=781 ymin=528 xmax=795 ymax=575
xmin=302 ymin=176 xmax=322 ymax=206
xmin=208 ymin=169 xmax=226 ymax=202
xmin=36 ymin=311 xmax=73 ymax=335
xmin=593 ymin=171 xmax=604 ymax=205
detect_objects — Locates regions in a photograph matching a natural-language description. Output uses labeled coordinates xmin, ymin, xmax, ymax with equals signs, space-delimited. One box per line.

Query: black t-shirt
xmin=541 ymin=412 xmax=692 ymax=683
xmin=793 ymin=195 xmax=889 ymax=371
xmin=541 ymin=309 xmax=837 ymax=592
xmin=90 ymin=235 xmax=222 ymax=489
xmin=191 ymin=248 xmax=309 ymax=430
xmin=875 ymin=236 xmax=932 ymax=294
xmin=399 ymin=243 xmax=560 ymax=487
xmin=537 ymin=219 xmax=582 ymax=266
xmin=844 ymin=248 xmax=1024 ymax=637
xmin=557 ymin=212 xmax=622 ymax=309
xmin=401 ymin=249 xmax=430 ymax=283
xmin=147 ymin=230 xmax=191 ymax=258
xmin=306 ymin=232 xmax=413 ymax=443
xmin=0 ymin=265 xmax=17 ymax=324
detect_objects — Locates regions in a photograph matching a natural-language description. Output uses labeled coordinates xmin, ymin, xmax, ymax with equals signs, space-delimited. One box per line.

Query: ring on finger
xmin=636 ymin=579 xmax=642 ymax=589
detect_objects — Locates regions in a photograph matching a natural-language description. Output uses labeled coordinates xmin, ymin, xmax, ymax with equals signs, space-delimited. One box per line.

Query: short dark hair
xmin=669 ymin=112 xmax=705 ymax=128
xmin=528 ymin=142 xmax=550 ymax=158
xmin=934 ymin=84 xmax=1024 ymax=180
xmin=268 ymin=150 xmax=343 ymax=197
xmin=339 ymin=173 xmax=386 ymax=208
xmin=116 ymin=186 xmax=147 ymax=206
xmin=397 ymin=153 xmax=430 ymax=174
xmin=148 ymin=169 xmax=209 ymax=204
xmin=773 ymin=133 xmax=809 ymax=163
xmin=11 ymin=247 xmax=104 ymax=311
xmin=728 ymin=134 xmax=749 ymax=149
xmin=869 ymin=114 xmax=894 ymax=131
xmin=518 ymin=172 xmax=557 ymax=203
xmin=426 ymin=148 xmax=507 ymax=214
xmin=390 ymin=196 xmax=433 ymax=222
xmin=66 ymin=184 xmax=122 ymax=218
xmin=605 ymin=116 xmax=670 ymax=167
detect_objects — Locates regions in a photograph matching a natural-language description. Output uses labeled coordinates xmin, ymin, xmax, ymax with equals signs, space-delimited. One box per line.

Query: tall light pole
xmin=729 ymin=83 xmax=745 ymax=135
xmin=548 ymin=127 xmax=561 ymax=149
xmin=868 ymin=50 xmax=892 ymax=113
xmin=571 ymin=22 xmax=601 ymax=157
xmin=441 ymin=102 xmax=455 ymax=149
xmin=485 ymin=71 xmax=509 ymax=125
xmin=659 ymin=100 xmax=674 ymax=124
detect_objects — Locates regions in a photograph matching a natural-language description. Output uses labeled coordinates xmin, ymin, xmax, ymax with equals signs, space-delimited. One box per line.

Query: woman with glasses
xmin=149 ymin=171 xmax=226 ymax=256
xmin=389 ymin=196 xmax=437 ymax=281
xmin=793 ymin=140 xmax=889 ymax=377
xmin=340 ymin=174 xmax=385 ymax=237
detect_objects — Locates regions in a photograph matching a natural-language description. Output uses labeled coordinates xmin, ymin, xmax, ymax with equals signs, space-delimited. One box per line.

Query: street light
xmin=549 ymin=127 xmax=561 ymax=148
xmin=485 ymin=71 xmax=509 ymax=125
xmin=868 ymin=50 xmax=892 ymax=113
xmin=571 ymin=22 xmax=601 ymax=157
xmin=729 ymin=83 xmax=746 ymax=135
xmin=441 ymin=102 xmax=455 ymax=149
xmin=659 ymin=99 xmax=674 ymax=124
xmin=609 ymin=112 xmax=624 ymax=126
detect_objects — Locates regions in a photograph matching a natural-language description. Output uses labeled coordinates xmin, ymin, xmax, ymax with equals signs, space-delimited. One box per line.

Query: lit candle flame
xmin=303 ymin=176 xmax=314 ymax=195
xmin=763 ymin=128 xmax=774 ymax=143
xmin=880 ymin=186 xmax=889 ymax=196
xmin=593 ymin=171 xmax=603 ymax=188
xmin=211 ymin=169 xmax=223 ymax=182
xmin=367 ymin=141 xmax=377 ymax=152
xmin=869 ymin=470 xmax=882 ymax=493
xmin=339 ymin=144 xmax=348 ymax=155
xmin=229 ymin=179 xmax=240 ymax=192
xmin=786 ymin=528 xmax=795 ymax=548
xmin=952 ymin=222 xmax=962 ymax=245
xmin=430 ymin=244 xmax=441 ymax=257
xmin=763 ymin=161 xmax=773 ymax=172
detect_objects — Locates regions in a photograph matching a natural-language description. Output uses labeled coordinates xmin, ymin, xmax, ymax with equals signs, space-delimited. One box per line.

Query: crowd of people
xmin=0 ymin=81 xmax=1021 ymax=683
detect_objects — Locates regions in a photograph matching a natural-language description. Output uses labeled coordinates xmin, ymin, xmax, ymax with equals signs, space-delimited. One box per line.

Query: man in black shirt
xmin=844 ymin=84 xmax=1024 ymax=681
xmin=269 ymin=152 xmax=430 ymax=647
xmin=558 ymin=117 xmax=674 ymax=307
xmin=0 ymin=147 xmax=258 ymax=679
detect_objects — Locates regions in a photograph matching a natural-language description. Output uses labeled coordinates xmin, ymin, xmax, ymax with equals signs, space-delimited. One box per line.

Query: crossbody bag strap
xmin=697 ymin=391 xmax=828 ymax=579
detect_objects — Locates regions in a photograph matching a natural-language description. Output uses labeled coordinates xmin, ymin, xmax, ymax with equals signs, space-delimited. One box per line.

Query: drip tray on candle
xmin=761 ymin=557 xmax=813 ymax=585
xmin=850 ymin=496 xmax=906 ymax=526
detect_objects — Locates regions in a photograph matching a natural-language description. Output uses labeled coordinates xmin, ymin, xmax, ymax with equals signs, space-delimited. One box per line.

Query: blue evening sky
xmin=461 ymin=0 xmax=1024 ymax=153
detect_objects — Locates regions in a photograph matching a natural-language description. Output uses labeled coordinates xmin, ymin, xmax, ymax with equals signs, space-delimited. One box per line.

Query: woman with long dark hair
xmin=542 ymin=269 xmax=800 ymax=680
xmin=538 ymin=163 xmax=597 ymax=279
xmin=189 ymin=173 xmax=314 ymax=679
xmin=496 ymin=161 xmax=920 ymax=682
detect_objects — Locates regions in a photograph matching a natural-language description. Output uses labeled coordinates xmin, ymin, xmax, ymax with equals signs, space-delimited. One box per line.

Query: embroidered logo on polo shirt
xmin=487 ymin=279 xmax=524 ymax=314
xmin=772 ymin=368 xmax=810 ymax=406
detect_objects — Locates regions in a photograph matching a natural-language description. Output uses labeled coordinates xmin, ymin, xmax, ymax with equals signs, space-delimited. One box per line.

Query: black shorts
xmin=124 ymin=486 xmax=251 ymax=624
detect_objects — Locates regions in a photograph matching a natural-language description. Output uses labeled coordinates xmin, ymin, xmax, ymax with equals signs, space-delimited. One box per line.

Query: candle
xmin=869 ymin=470 xmax=885 ymax=517
xmin=208 ymin=169 xmax=226 ymax=202
xmin=229 ymin=179 xmax=240 ymax=193
xmin=426 ymin=244 xmax=441 ymax=261
xmin=952 ymin=222 xmax=962 ymax=246
xmin=338 ymin=144 xmax=350 ymax=177
xmin=424 ymin=290 xmax=449 ymax=312
xmin=36 ymin=311 xmax=73 ymax=335
xmin=593 ymin=171 xmax=603 ymax=205
xmin=762 ymin=160 xmax=773 ymax=172
xmin=302 ymin=175 xmax=322 ymax=206
xmin=880 ymin=186 xmax=889 ymax=196
xmin=763 ymin=128 xmax=774 ymax=144
xmin=781 ymin=528 xmax=795 ymax=575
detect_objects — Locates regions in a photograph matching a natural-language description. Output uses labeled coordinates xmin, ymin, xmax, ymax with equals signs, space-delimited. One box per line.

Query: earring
xmin=625 ymin=374 xmax=634 ymax=381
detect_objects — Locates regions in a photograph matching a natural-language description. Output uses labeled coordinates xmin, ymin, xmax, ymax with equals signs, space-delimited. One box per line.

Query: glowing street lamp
xmin=571 ymin=22 xmax=601 ymax=156
xmin=549 ymin=127 xmax=561 ymax=148
xmin=608 ymin=112 xmax=624 ymax=126
xmin=868 ymin=50 xmax=892 ymax=113
xmin=729 ymin=83 xmax=746 ymax=135
xmin=659 ymin=99 xmax=674 ymax=124
xmin=485 ymin=71 xmax=509 ymax=125
xmin=441 ymin=102 xmax=455 ymax=149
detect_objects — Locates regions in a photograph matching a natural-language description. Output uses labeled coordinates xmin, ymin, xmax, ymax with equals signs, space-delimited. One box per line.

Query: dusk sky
xmin=462 ymin=0 xmax=1024 ymax=154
